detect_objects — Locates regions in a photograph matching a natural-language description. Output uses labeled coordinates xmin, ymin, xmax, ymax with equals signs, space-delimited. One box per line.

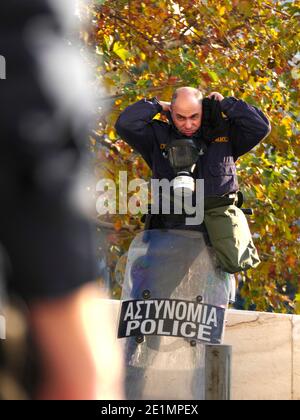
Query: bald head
xmin=171 ymin=87 xmax=203 ymax=105
xmin=170 ymin=87 xmax=203 ymax=137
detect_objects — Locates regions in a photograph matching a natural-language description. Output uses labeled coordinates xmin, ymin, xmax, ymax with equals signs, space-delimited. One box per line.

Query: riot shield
xmin=118 ymin=229 xmax=234 ymax=400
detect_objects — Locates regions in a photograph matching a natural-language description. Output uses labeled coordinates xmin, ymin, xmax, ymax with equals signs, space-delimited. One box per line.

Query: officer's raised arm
xmin=220 ymin=97 xmax=271 ymax=159
xmin=115 ymin=98 xmax=165 ymax=165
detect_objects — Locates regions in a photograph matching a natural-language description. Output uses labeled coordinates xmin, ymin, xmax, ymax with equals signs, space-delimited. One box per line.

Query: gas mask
xmin=166 ymin=138 xmax=206 ymax=196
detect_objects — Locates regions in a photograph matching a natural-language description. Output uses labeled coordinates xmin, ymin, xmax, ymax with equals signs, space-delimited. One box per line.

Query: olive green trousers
xmin=204 ymin=196 xmax=261 ymax=273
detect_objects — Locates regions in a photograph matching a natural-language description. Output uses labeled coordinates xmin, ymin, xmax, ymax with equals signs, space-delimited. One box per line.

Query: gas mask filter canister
xmin=166 ymin=138 xmax=205 ymax=197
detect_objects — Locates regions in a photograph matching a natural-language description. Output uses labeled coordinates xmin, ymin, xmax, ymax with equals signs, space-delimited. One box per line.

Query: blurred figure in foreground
xmin=0 ymin=0 xmax=124 ymax=399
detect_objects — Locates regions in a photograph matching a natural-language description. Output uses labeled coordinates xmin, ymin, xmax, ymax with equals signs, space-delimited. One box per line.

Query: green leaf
xmin=207 ymin=70 xmax=219 ymax=82
xmin=113 ymin=42 xmax=131 ymax=61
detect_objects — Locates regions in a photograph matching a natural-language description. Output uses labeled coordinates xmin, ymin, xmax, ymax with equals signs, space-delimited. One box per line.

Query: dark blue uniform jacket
xmin=115 ymin=97 xmax=271 ymax=197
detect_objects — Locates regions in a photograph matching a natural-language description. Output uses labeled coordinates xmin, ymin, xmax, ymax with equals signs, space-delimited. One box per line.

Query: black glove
xmin=201 ymin=98 xmax=228 ymax=144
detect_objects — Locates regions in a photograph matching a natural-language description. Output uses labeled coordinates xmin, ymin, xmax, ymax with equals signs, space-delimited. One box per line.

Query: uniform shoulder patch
xmin=213 ymin=136 xmax=229 ymax=143
xmin=151 ymin=119 xmax=168 ymax=127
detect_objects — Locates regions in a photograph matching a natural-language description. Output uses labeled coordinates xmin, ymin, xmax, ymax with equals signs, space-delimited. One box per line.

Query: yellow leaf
xmin=218 ymin=6 xmax=226 ymax=16
xmin=103 ymin=77 xmax=115 ymax=89
xmin=108 ymin=127 xmax=117 ymax=140
xmin=270 ymin=28 xmax=278 ymax=39
xmin=281 ymin=116 xmax=293 ymax=136
xmin=240 ymin=68 xmax=248 ymax=81
xmin=253 ymin=185 xmax=265 ymax=199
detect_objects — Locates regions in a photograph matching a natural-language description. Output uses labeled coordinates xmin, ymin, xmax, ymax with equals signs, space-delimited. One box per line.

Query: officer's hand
xmin=159 ymin=101 xmax=171 ymax=112
xmin=208 ymin=92 xmax=224 ymax=101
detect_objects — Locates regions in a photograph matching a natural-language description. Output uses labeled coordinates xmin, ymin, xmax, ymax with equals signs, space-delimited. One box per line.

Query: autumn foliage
xmin=79 ymin=0 xmax=300 ymax=312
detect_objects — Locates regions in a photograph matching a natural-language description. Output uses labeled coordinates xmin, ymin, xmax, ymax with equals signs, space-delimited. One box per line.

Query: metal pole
xmin=205 ymin=344 xmax=232 ymax=400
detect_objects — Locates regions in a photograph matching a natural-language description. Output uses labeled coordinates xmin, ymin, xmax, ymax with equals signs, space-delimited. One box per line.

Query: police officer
xmin=115 ymin=87 xmax=271 ymax=273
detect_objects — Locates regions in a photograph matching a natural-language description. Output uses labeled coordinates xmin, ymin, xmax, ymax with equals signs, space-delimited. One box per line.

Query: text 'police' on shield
xmin=118 ymin=298 xmax=225 ymax=344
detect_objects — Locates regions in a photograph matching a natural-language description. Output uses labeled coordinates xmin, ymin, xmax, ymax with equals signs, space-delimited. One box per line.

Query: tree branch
xmin=261 ymin=3 xmax=291 ymax=18
xmin=109 ymin=9 xmax=165 ymax=53
xmin=100 ymin=82 xmax=184 ymax=101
